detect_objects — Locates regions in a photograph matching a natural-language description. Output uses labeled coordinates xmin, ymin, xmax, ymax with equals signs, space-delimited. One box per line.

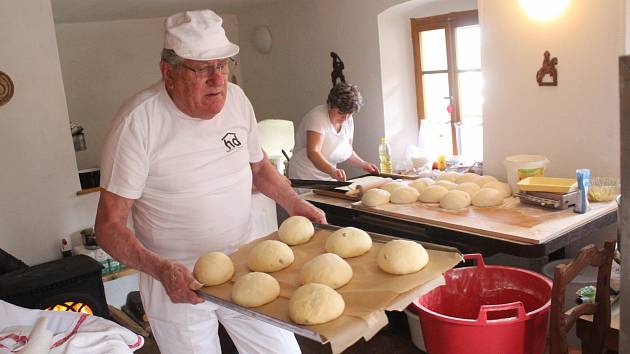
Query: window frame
xmin=411 ymin=10 xmax=480 ymax=156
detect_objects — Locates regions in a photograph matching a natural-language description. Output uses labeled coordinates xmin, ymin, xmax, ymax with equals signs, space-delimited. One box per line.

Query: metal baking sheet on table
xmin=196 ymin=223 xmax=461 ymax=344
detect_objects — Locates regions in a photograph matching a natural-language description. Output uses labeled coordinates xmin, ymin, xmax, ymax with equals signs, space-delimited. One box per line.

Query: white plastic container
xmin=404 ymin=308 xmax=427 ymax=351
xmin=503 ymin=154 xmax=550 ymax=193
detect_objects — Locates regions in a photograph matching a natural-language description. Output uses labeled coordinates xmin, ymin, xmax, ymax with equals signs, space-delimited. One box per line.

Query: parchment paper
xmin=199 ymin=227 xmax=462 ymax=353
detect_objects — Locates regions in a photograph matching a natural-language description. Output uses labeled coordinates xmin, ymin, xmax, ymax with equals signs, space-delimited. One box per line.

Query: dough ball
xmin=289 ymin=283 xmax=345 ymax=325
xmin=361 ymin=188 xmax=390 ymax=207
xmin=193 ymin=252 xmax=234 ymax=286
xmin=483 ymin=181 xmax=512 ymax=198
xmin=377 ymin=240 xmax=430 ymax=275
xmin=409 ymin=178 xmax=435 ymax=194
xmin=435 ymin=180 xmax=457 ymax=190
xmin=455 ymin=182 xmax=481 ymax=198
xmin=419 ymin=185 xmax=449 ymax=203
xmin=325 ymin=227 xmax=372 ymax=258
xmin=247 ymin=240 xmax=294 ymax=272
xmin=299 ymin=253 xmax=353 ymax=289
xmin=474 ymin=175 xmax=498 ymax=187
xmin=437 ymin=171 xmax=461 ymax=183
xmin=456 ymin=172 xmax=481 ymax=184
xmin=278 ymin=216 xmax=315 ymax=246
xmin=231 ymin=272 xmax=280 ymax=308
xmin=440 ymin=190 xmax=472 ymax=210
xmin=381 ymin=182 xmax=406 ymax=194
xmin=390 ymin=186 xmax=420 ymax=204
xmin=472 ymin=188 xmax=505 ymax=207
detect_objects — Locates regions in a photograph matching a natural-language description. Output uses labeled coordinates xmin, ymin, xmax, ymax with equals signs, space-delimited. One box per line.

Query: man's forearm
xmin=95 ymin=222 xmax=167 ymax=279
xmin=252 ymin=157 xmax=301 ymax=212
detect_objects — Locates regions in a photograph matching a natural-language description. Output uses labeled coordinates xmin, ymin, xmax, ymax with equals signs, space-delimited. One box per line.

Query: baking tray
xmin=196 ymin=223 xmax=461 ymax=344
xmin=517 ymin=176 xmax=578 ymax=193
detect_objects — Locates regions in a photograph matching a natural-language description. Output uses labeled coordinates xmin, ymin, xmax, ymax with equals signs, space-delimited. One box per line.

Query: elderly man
xmin=95 ymin=9 xmax=325 ymax=354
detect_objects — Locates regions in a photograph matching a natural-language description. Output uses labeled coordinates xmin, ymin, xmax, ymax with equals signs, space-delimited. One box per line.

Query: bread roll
xmin=278 ymin=216 xmax=315 ymax=246
xmin=247 ymin=240 xmax=294 ymax=272
xmin=193 ymin=252 xmax=234 ymax=286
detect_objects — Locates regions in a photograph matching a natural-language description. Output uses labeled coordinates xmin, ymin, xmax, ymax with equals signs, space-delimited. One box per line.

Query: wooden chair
xmin=549 ymin=241 xmax=615 ymax=354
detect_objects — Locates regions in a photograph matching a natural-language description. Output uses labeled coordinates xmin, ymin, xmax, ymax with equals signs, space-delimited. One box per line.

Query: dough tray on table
xmin=196 ymin=223 xmax=462 ymax=353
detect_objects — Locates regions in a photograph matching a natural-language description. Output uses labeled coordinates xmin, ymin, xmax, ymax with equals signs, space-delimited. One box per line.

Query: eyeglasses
xmin=178 ymin=58 xmax=235 ymax=77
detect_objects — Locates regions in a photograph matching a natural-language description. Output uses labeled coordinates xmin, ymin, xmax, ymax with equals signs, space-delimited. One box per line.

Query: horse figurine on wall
xmin=536 ymin=50 xmax=558 ymax=86
xmin=330 ymin=52 xmax=346 ymax=87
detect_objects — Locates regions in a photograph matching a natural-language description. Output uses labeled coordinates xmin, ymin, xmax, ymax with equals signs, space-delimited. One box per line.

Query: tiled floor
xmin=136 ymin=311 xmax=424 ymax=354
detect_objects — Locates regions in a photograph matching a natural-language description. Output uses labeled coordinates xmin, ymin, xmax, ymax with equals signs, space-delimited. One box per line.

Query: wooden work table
xmin=303 ymin=193 xmax=617 ymax=258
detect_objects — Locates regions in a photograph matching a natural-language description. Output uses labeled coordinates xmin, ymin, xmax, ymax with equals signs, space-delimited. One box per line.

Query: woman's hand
xmin=329 ymin=168 xmax=347 ymax=181
xmin=362 ymin=162 xmax=379 ymax=174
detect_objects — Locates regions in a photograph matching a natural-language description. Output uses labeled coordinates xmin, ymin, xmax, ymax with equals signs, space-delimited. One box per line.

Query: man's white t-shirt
xmin=100 ymin=81 xmax=263 ymax=267
xmin=289 ymin=104 xmax=354 ymax=180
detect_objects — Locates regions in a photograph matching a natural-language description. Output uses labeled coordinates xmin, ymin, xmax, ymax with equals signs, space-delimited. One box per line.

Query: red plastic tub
xmin=409 ymin=254 xmax=552 ymax=354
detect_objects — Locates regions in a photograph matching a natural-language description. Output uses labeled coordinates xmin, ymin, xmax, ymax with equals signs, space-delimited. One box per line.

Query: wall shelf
xmin=76 ymin=187 xmax=100 ymax=196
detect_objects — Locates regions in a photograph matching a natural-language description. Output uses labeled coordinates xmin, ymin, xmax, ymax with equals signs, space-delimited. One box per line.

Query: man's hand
xmin=287 ymin=198 xmax=327 ymax=224
xmin=329 ymin=168 xmax=347 ymax=181
xmin=362 ymin=162 xmax=379 ymax=174
xmin=157 ymin=260 xmax=204 ymax=304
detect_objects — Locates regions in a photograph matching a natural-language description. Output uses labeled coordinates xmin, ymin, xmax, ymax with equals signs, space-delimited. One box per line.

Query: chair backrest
xmin=549 ymin=240 xmax=615 ymax=354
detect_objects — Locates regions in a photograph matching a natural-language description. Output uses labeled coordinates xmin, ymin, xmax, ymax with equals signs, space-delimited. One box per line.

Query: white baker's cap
xmin=164 ymin=9 xmax=239 ymax=61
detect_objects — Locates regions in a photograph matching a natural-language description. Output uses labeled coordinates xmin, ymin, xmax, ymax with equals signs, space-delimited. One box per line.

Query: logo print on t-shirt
xmin=222 ymin=132 xmax=242 ymax=152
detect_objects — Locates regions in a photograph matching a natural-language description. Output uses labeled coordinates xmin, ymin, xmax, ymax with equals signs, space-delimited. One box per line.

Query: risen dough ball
xmin=474 ymin=175 xmax=498 ymax=187
xmin=409 ymin=178 xmax=435 ymax=194
xmin=456 ymin=172 xmax=481 ymax=184
xmin=361 ymin=188 xmax=390 ymax=207
xmin=390 ymin=186 xmax=420 ymax=204
xmin=325 ymin=227 xmax=372 ymax=258
xmin=193 ymin=252 xmax=234 ymax=286
xmin=472 ymin=188 xmax=504 ymax=207
xmin=437 ymin=171 xmax=461 ymax=183
xmin=435 ymin=180 xmax=457 ymax=190
xmin=483 ymin=181 xmax=512 ymax=198
xmin=299 ymin=253 xmax=353 ymax=289
xmin=289 ymin=283 xmax=345 ymax=325
xmin=248 ymin=240 xmax=294 ymax=272
xmin=455 ymin=182 xmax=481 ymax=198
xmin=278 ymin=216 xmax=315 ymax=246
xmin=419 ymin=185 xmax=449 ymax=203
xmin=377 ymin=240 xmax=429 ymax=275
xmin=440 ymin=190 xmax=472 ymax=210
xmin=382 ymin=182 xmax=406 ymax=194
xmin=231 ymin=272 xmax=280 ymax=307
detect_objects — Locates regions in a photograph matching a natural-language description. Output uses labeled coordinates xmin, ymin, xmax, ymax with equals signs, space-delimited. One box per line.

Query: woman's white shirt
xmin=289 ymin=104 xmax=353 ymax=180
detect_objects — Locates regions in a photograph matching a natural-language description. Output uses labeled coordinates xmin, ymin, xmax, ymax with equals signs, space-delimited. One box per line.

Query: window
xmin=411 ymin=10 xmax=482 ymax=163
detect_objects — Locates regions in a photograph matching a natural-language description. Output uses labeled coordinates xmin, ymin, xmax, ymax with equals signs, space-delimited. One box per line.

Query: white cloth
xmin=0 ymin=300 xmax=143 ymax=354
xmin=101 ymin=81 xmax=263 ymax=267
xmin=289 ymin=104 xmax=354 ymax=180
xmin=101 ymin=81 xmax=299 ymax=353
xmin=18 ymin=318 xmax=52 ymax=354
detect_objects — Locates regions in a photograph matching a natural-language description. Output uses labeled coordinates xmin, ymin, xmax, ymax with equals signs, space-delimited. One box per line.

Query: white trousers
xmin=139 ymin=273 xmax=301 ymax=354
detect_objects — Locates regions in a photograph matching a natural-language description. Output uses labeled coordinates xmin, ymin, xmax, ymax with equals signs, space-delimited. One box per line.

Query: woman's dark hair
xmin=326 ymin=82 xmax=363 ymax=114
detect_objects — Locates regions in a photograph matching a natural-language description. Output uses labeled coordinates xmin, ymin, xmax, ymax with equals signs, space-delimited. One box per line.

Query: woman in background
xmin=289 ymin=82 xmax=378 ymax=182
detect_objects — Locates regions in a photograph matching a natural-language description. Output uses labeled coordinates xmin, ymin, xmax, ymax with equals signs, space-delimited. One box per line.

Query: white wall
xmin=236 ymin=0 xmax=411 ymax=175
xmin=0 ymin=0 xmax=100 ymax=264
xmin=378 ymin=0 xmax=477 ymax=165
xmin=479 ymin=0 xmax=624 ymax=180
xmin=56 ymin=15 xmax=241 ymax=170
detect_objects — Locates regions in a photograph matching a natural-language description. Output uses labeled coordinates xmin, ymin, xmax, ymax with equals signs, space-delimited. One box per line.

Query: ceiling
xmin=51 ymin=0 xmax=281 ymax=23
